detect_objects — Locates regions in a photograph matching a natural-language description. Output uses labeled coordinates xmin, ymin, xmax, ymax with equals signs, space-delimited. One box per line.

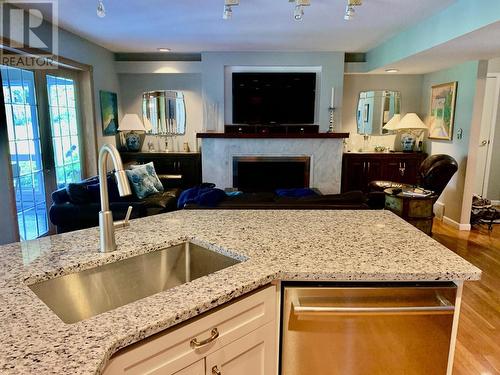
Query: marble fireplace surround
xmin=200 ymin=137 xmax=344 ymax=194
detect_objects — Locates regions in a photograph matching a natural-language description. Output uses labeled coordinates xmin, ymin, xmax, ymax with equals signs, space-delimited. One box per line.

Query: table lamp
xmin=382 ymin=114 xmax=401 ymax=131
xmin=395 ymin=113 xmax=427 ymax=152
xmin=118 ymin=114 xmax=147 ymax=151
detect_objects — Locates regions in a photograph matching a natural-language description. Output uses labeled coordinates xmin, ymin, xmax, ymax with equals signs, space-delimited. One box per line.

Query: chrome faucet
xmin=98 ymin=144 xmax=132 ymax=253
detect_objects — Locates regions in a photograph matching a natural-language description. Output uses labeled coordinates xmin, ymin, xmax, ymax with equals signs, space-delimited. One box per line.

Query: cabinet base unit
xmin=104 ymin=285 xmax=277 ymax=375
xmin=341 ymin=152 xmax=427 ymax=193
xmin=280 ymin=282 xmax=459 ymax=375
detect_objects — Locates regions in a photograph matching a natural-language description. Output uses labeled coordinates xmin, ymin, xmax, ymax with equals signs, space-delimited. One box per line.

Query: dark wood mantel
xmin=197 ymin=132 xmax=349 ymax=139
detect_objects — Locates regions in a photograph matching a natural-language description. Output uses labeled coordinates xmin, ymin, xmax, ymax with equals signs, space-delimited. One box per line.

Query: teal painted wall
xmin=367 ymin=0 xmax=500 ymax=71
xmin=421 ymin=61 xmax=481 ymax=223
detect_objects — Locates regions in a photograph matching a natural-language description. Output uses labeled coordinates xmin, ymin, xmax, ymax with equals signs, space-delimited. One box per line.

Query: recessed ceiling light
xmin=385 ymin=68 xmax=399 ymax=73
xmin=157 ymin=48 xmax=171 ymax=52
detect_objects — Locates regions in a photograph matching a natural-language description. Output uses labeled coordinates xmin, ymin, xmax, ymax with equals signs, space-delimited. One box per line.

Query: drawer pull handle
xmin=212 ymin=365 xmax=222 ymax=375
xmin=190 ymin=328 xmax=219 ymax=348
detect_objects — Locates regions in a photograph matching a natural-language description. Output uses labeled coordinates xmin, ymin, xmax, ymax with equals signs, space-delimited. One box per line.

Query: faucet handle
xmin=115 ymin=206 xmax=133 ymax=229
xmin=124 ymin=206 xmax=132 ymax=223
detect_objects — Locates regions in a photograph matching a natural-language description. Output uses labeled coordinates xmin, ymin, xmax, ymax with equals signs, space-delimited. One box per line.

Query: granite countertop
xmin=0 ymin=210 xmax=481 ymax=374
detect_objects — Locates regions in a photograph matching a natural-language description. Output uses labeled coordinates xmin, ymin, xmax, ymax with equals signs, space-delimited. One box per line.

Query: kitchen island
xmin=0 ymin=210 xmax=481 ymax=374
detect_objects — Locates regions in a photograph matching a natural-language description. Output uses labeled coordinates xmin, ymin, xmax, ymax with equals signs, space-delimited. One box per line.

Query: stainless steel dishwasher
xmin=281 ymin=282 xmax=457 ymax=375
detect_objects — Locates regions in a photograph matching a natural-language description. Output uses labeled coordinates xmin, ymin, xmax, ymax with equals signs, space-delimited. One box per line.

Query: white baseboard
xmin=491 ymin=200 xmax=500 ymax=206
xmin=434 ymin=201 xmax=445 ymax=220
xmin=442 ymin=216 xmax=471 ymax=231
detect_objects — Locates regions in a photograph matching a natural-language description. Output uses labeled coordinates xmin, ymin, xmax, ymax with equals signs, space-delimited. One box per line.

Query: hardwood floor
xmin=432 ymin=220 xmax=500 ymax=375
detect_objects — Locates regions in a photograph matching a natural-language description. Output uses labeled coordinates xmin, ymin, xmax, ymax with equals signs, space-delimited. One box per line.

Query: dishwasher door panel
xmin=281 ymin=285 xmax=456 ymax=375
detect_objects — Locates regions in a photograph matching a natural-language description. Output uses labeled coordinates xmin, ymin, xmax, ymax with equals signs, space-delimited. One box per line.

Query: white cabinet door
xmin=103 ymin=286 xmax=276 ymax=375
xmin=205 ymin=321 xmax=276 ymax=375
xmin=174 ymin=360 xmax=205 ymax=375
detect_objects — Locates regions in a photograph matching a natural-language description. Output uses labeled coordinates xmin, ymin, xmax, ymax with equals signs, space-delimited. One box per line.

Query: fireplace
xmin=233 ymin=156 xmax=310 ymax=192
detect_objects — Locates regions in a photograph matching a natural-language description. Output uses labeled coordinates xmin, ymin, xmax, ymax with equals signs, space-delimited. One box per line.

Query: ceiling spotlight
xmin=344 ymin=0 xmax=362 ymax=20
xmin=223 ymin=5 xmax=233 ymax=19
xmin=385 ymin=68 xmax=399 ymax=73
xmin=96 ymin=0 xmax=106 ymax=18
xmin=157 ymin=48 xmax=171 ymax=52
xmin=291 ymin=0 xmax=310 ymax=21
xmin=344 ymin=5 xmax=355 ymax=20
xmin=294 ymin=5 xmax=304 ymax=21
xmin=223 ymin=0 xmax=239 ymax=20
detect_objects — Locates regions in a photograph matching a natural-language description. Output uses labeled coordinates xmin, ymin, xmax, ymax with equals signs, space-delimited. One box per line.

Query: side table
xmin=384 ymin=188 xmax=437 ymax=235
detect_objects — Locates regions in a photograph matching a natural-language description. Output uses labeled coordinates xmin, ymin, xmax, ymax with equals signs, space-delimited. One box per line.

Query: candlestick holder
xmin=327 ymin=106 xmax=336 ymax=133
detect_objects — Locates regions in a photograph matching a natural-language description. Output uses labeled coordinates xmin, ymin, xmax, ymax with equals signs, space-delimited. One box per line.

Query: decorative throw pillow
xmin=126 ymin=164 xmax=163 ymax=199
xmin=130 ymin=162 xmax=164 ymax=192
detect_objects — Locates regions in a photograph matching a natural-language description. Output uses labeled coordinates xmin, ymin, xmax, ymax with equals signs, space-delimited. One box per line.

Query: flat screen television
xmin=232 ymin=72 xmax=316 ymax=125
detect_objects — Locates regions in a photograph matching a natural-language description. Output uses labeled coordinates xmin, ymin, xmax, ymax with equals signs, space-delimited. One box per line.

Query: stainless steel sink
xmin=28 ymin=242 xmax=241 ymax=324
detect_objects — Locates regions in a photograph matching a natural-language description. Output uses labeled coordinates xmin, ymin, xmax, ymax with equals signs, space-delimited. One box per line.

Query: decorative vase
xmin=401 ymin=135 xmax=415 ymax=152
xmin=125 ymin=131 xmax=141 ymax=151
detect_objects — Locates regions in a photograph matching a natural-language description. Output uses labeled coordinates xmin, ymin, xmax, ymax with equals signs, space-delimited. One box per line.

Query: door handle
xmin=291 ymin=296 xmax=454 ymax=316
xmin=212 ymin=366 xmax=222 ymax=375
xmin=190 ymin=328 xmax=219 ymax=348
xmin=480 ymin=140 xmax=488 ymax=146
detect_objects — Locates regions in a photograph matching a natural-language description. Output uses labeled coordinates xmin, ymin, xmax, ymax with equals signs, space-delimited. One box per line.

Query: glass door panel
xmin=1 ymin=65 xmax=48 ymax=240
xmin=46 ymin=75 xmax=82 ymax=188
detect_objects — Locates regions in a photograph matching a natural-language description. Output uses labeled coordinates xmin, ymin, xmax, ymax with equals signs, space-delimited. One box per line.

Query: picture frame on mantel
xmin=428 ymin=81 xmax=458 ymax=140
xmin=100 ymin=90 xmax=119 ymax=136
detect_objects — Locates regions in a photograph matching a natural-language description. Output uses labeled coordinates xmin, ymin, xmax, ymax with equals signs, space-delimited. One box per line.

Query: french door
xmin=1 ymin=65 xmax=83 ymax=240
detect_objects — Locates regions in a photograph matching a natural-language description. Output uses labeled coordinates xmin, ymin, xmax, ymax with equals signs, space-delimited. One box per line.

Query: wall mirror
xmin=142 ymin=90 xmax=186 ymax=135
xmin=357 ymin=90 xmax=401 ymax=135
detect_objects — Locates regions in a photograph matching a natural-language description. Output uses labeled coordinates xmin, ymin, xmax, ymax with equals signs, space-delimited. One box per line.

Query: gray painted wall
xmin=201 ymin=52 xmax=345 ymax=132
xmin=1 ymin=4 xmax=121 ymax=175
xmin=56 ymin=28 xmax=121 ymax=175
xmin=342 ymin=74 xmax=424 ymax=152
xmin=118 ymin=73 xmax=203 ymax=152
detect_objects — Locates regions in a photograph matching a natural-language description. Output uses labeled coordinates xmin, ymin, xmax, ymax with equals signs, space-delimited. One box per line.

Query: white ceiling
xmin=47 ymin=0 xmax=455 ymax=53
xmin=368 ymin=21 xmax=500 ymax=74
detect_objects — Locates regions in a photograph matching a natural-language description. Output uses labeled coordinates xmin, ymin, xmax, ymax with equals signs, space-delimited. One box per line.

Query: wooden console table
xmin=120 ymin=152 xmax=201 ymax=189
xmin=341 ymin=152 xmax=427 ymax=193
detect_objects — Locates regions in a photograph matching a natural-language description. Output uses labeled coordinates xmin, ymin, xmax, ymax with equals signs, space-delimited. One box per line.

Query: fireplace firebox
xmin=233 ymin=156 xmax=310 ymax=192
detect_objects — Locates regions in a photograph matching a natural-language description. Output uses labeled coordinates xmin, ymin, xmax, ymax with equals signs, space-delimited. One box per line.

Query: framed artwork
xmin=100 ymin=91 xmax=119 ymax=136
xmin=428 ymin=82 xmax=457 ymax=140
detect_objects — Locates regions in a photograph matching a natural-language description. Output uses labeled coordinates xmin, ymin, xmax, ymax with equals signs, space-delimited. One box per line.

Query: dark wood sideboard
xmin=341 ymin=152 xmax=427 ymax=193
xmin=120 ymin=152 xmax=202 ymax=189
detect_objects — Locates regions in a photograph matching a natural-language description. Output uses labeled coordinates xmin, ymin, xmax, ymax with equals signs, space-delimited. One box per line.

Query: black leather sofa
xmin=49 ymin=174 xmax=181 ymax=233
xmin=184 ymin=190 xmax=377 ymax=210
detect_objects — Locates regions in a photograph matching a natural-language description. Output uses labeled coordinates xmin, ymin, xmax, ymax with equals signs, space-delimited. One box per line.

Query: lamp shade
xmin=383 ymin=114 xmax=401 ymax=131
xmin=396 ymin=113 xmax=427 ymax=130
xmin=118 ymin=114 xmax=146 ymax=132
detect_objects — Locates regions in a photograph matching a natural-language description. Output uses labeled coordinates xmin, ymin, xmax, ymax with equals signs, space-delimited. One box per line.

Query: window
xmin=47 ymin=75 xmax=82 ymax=188
xmin=1 ymin=66 xmax=83 ymax=240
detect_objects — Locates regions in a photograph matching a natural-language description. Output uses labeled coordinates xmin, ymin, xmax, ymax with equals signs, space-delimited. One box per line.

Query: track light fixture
xmin=223 ymin=0 xmax=239 ymax=20
xmin=294 ymin=5 xmax=304 ymax=20
xmin=344 ymin=5 xmax=355 ymax=20
xmin=215 ymin=0 xmax=362 ymax=21
xmin=344 ymin=0 xmax=362 ymax=21
xmin=97 ymin=0 xmax=106 ymax=18
xmin=290 ymin=0 xmax=310 ymax=21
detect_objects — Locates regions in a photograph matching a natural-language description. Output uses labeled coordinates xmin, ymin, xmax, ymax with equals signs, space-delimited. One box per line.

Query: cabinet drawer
xmin=104 ymin=285 xmax=276 ymax=375
xmin=205 ymin=320 xmax=277 ymax=375
xmin=173 ymin=360 xmax=204 ymax=375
